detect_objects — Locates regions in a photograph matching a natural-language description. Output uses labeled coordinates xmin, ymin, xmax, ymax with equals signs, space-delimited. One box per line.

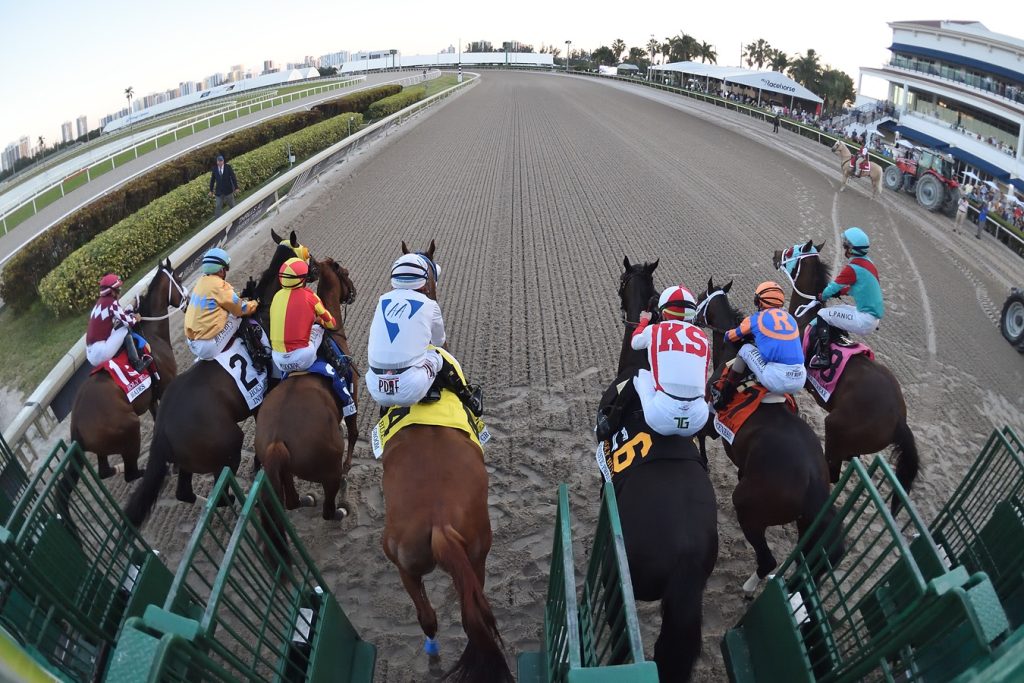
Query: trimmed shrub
xmin=2 ymin=84 xmax=400 ymax=311
xmin=39 ymin=113 xmax=365 ymax=316
xmin=366 ymin=87 xmax=426 ymax=120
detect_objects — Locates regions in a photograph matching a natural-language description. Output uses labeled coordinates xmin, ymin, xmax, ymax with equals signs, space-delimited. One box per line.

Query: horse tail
xmin=431 ymin=524 xmax=513 ymax=683
xmin=259 ymin=441 xmax=292 ymax=567
xmin=654 ymin=556 xmax=707 ymax=683
xmin=889 ymin=419 xmax=920 ymax=515
xmin=125 ymin=421 xmax=171 ymax=528
xmin=797 ymin=481 xmax=846 ymax=578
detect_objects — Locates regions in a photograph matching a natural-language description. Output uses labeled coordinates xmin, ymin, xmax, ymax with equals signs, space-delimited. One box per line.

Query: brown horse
xmin=831 ymin=139 xmax=882 ymax=199
xmin=696 ymin=278 xmax=842 ymax=596
xmin=71 ymin=259 xmax=185 ymax=482
xmin=255 ymin=258 xmax=359 ymax=521
xmin=773 ymin=240 xmax=919 ymax=498
xmin=380 ymin=240 xmax=513 ymax=683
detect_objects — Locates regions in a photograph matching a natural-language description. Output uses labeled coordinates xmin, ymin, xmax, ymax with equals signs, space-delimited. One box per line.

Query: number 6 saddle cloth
xmin=371 ymin=348 xmax=489 ymax=459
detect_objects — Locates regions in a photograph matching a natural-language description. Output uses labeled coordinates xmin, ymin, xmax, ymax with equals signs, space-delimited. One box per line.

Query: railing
xmin=903 ymin=101 xmax=1018 ymax=153
xmin=886 ymin=58 xmax=1024 ymax=107
xmin=0 ymin=77 xmax=367 ymax=235
xmin=1 ymin=70 xmax=472 ymax=464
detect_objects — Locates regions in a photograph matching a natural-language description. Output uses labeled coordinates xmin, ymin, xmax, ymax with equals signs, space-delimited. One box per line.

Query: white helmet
xmin=657 ymin=285 xmax=697 ymax=321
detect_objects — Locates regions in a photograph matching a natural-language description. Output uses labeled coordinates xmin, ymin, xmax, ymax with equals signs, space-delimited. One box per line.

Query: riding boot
xmin=123 ymin=333 xmax=152 ymax=373
xmin=711 ymin=367 xmax=744 ymax=411
xmin=808 ymin=323 xmax=833 ymax=370
xmin=595 ymin=377 xmax=638 ymax=441
xmin=426 ymin=357 xmax=483 ymax=417
xmin=318 ymin=336 xmax=351 ymax=380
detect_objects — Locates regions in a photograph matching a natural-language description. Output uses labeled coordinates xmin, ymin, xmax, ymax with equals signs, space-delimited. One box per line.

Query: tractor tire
xmin=1000 ymin=290 xmax=1024 ymax=346
xmin=942 ymin=192 xmax=959 ymax=217
xmin=883 ymin=166 xmax=903 ymax=191
xmin=916 ymin=175 xmax=945 ymax=212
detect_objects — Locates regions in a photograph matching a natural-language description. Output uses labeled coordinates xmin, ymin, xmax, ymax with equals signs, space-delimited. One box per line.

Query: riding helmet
xmin=842 ymin=227 xmax=870 ymax=256
xmin=201 ymin=247 xmax=231 ymax=274
xmin=279 ymin=258 xmax=309 ymax=289
xmin=99 ymin=273 xmax=122 ymax=294
xmin=754 ymin=281 xmax=786 ymax=309
xmin=658 ymin=285 xmax=697 ymax=321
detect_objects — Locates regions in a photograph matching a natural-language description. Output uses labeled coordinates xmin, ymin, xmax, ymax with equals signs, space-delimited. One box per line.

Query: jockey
xmin=269 ymin=258 xmax=354 ymax=408
xmin=852 ymin=145 xmax=869 ymax=177
xmin=598 ymin=285 xmax=711 ymax=440
xmin=183 ymin=248 xmax=259 ymax=360
xmin=809 ymin=227 xmax=884 ymax=369
xmin=86 ymin=273 xmax=151 ymax=372
xmin=711 ymin=281 xmax=806 ymax=410
xmin=365 ymin=253 xmax=483 ymax=416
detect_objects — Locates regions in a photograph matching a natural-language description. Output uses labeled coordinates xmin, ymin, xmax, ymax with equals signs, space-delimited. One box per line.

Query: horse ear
xmin=427 ymin=239 xmax=436 ymax=259
xmin=803 ymin=239 xmax=814 ymax=251
xmin=815 ymin=241 xmax=826 ymax=252
xmin=271 ymin=229 xmax=283 ymax=244
xmin=647 ymin=259 xmax=659 ymax=273
xmin=289 ymin=231 xmax=299 ymax=247
xmin=623 ymin=256 xmax=631 ymax=271
xmin=707 ymin=276 xmax=714 ymax=292
xmin=401 ymin=241 xmax=410 ymax=254
xmin=723 ymin=280 xmax=733 ymax=293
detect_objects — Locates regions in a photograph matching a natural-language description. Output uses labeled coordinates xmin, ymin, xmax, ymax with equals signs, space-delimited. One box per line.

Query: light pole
xmin=565 ymin=40 xmax=571 ymax=73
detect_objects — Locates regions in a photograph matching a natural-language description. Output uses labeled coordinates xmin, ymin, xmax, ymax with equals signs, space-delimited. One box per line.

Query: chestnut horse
xmin=379 ymin=240 xmax=513 ymax=683
xmin=831 ymin=139 xmax=882 ymax=199
xmin=71 ymin=259 xmax=185 ymax=482
xmin=774 ymin=240 xmax=919 ymax=500
xmin=695 ymin=278 xmax=842 ymax=596
xmin=255 ymin=258 xmax=358 ymax=521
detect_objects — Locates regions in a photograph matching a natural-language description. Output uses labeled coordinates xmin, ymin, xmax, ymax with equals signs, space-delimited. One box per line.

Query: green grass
xmin=1 ymin=201 xmax=36 ymax=232
xmin=61 ymin=171 xmax=89 ymax=194
xmin=0 ymin=302 xmax=88 ymax=393
xmin=421 ymin=75 xmax=461 ymax=98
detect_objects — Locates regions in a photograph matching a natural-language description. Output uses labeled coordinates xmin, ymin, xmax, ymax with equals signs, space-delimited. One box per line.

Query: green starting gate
xmin=0 ymin=440 xmax=176 ymax=682
xmin=518 ymin=483 xmax=658 ymax=682
xmin=722 ymin=455 xmax=1010 ymax=683
xmin=0 ymin=432 xmax=30 ymax=525
xmin=931 ymin=427 xmax=1024 ymax=628
xmin=105 ymin=468 xmax=375 ymax=682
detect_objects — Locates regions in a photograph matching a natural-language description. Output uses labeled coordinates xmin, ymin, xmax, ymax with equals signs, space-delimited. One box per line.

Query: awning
xmin=947 ymin=147 xmax=1011 ymax=181
xmin=651 ymin=61 xmax=822 ymax=103
xmin=1012 ymin=178 xmax=1024 ymax=193
xmin=893 ymin=126 xmax=949 ymax=151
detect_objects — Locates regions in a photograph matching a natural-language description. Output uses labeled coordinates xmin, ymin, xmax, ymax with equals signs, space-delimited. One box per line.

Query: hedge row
xmin=39 ymin=112 xmax=366 ymax=316
xmin=2 ymin=84 xmax=402 ymax=311
xmin=367 ymin=87 xmax=426 ymax=119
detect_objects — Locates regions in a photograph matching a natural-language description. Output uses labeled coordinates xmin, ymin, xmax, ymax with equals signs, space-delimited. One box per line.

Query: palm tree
xmin=124 ymin=86 xmax=135 ymax=132
xmin=668 ymin=33 xmax=700 ymax=63
xmin=787 ymin=49 xmax=822 ymax=89
xmin=746 ymin=39 xmax=772 ymax=69
xmin=37 ymin=136 xmax=45 ymax=156
xmin=699 ymin=41 xmax=717 ymax=64
xmin=647 ymin=37 xmax=660 ymax=64
xmin=769 ymin=49 xmax=789 ymax=73
xmin=611 ymin=39 xmax=627 ymax=63
xmin=819 ymin=68 xmax=855 ymax=111
xmin=661 ymin=41 xmax=671 ymax=64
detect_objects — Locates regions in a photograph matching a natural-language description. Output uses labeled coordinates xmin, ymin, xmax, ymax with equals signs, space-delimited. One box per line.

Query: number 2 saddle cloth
xmin=371 ymin=348 xmax=489 ymax=459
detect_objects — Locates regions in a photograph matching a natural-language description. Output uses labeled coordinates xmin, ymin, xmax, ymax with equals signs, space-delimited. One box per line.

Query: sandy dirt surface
xmin=62 ymin=71 xmax=1024 ymax=681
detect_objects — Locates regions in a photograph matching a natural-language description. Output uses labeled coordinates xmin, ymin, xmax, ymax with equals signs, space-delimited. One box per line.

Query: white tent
xmin=650 ymin=61 xmax=822 ymax=107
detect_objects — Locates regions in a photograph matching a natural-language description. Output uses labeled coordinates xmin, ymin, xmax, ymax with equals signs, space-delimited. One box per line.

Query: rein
xmin=777 ymin=249 xmax=820 ymax=302
xmin=137 ymin=267 xmax=189 ymax=321
xmin=693 ymin=289 xmax=733 ymax=334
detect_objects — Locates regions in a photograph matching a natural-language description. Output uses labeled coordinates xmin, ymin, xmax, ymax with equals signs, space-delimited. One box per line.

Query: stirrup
xmin=808 ymin=353 xmax=831 ymax=370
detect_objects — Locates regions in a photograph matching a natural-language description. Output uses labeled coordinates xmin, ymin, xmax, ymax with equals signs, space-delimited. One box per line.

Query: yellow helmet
xmin=278 ymin=258 xmax=309 ymax=289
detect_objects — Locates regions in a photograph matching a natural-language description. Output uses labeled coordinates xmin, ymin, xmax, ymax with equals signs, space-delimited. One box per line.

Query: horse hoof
xmin=335 ymin=506 xmax=349 ymax=519
xmin=742 ymin=571 xmax=762 ymax=598
xmin=179 ymin=493 xmax=200 ymax=505
xmin=98 ymin=463 xmax=117 ymax=479
xmin=300 ymin=494 xmax=316 ymax=508
xmin=424 ymin=636 xmax=440 ymax=657
xmin=124 ymin=468 xmax=145 ymax=483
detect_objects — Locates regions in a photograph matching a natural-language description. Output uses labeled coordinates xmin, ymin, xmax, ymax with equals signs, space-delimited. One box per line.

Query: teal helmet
xmin=201 ymin=247 xmax=230 ymax=274
xmin=842 ymin=227 xmax=870 ymax=257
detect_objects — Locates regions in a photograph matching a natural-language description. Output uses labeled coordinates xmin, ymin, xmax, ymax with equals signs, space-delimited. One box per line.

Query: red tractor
xmin=883 ymin=147 xmax=960 ymax=215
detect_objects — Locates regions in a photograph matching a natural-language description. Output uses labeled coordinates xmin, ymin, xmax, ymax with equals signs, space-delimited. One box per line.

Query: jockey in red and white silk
xmin=86 ymin=273 xmax=150 ymax=372
xmin=852 ymin=145 xmax=869 ymax=176
xmin=630 ymin=285 xmax=711 ymax=437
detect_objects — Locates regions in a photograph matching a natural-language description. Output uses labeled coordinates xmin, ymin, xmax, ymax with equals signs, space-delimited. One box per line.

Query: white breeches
xmin=735 ymin=344 xmax=806 ymax=395
xmin=635 ymin=368 xmax=709 ymax=437
xmin=187 ymin=315 xmax=241 ymax=360
xmin=365 ymin=350 xmax=444 ymax=407
xmin=86 ymin=327 xmax=128 ymax=366
xmin=818 ymin=305 xmax=879 ymax=336
xmin=272 ymin=325 xmax=324 ymax=374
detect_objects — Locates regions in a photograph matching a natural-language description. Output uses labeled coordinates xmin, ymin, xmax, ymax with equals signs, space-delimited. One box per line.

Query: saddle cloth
xmin=801 ymin=327 xmax=874 ymax=402
xmin=371 ymin=349 xmax=489 ymax=459
xmin=852 ymin=160 xmax=871 ymax=173
xmin=91 ymin=350 xmax=152 ymax=403
xmin=212 ymin=336 xmax=269 ymax=411
xmin=712 ymin=381 xmax=797 ymax=445
xmin=284 ymin=359 xmax=357 ymax=418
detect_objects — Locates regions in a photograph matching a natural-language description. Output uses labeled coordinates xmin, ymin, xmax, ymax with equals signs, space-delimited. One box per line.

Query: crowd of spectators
xmin=960 ymin=180 xmax=1024 ymax=237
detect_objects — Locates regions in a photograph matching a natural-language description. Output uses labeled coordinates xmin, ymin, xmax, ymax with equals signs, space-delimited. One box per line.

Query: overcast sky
xmin=2 ymin=1 xmax=1023 ymax=147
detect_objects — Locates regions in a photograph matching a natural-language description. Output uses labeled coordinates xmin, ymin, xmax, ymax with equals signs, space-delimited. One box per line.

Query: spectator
xmin=954 ymin=194 xmax=969 ymax=231
xmin=209 ymin=154 xmax=239 ymax=218
xmin=772 ymin=111 xmax=780 ymax=133
xmin=976 ymin=202 xmax=989 ymax=240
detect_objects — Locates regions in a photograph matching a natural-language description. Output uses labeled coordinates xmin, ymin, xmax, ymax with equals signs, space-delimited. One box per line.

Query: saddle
xmin=283 ymin=360 xmax=356 ymax=418
xmin=91 ymin=350 xmax=152 ymax=403
xmin=371 ymin=387 xmax=489 ymax=459
xmin=711 ymin=377 xmax=797 ymax=445
xmin=801 ymin=327 xmax=874 ymax=402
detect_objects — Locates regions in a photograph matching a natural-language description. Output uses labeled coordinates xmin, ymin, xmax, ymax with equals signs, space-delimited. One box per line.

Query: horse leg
xmin=121 ymin=428 xmax=144 ymax=483
xmin=343 ymin=414 xmax=358 ymax=474
xmin=397 ymin=567 xmax=440 ymax=657
xmin=824 ymin=417 xmax=849 ymax=484
xmin=175 ymin=470 xmax=197 ymax=504
xmin=734 ymin=486 xmax=778 ymax=596
xmin=320 ymin=477 xmax=343 ymax=520
xmin=97 ymin=455 xmax=117 ymax=480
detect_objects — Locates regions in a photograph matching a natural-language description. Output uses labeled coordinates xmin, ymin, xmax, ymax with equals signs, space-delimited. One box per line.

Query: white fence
xmin=3 ymin=70 xmax=475 ymax=464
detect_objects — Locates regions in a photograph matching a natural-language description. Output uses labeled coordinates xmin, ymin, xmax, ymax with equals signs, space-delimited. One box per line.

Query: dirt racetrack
xmin=88 ymin=71 xmax=1024 ymax=681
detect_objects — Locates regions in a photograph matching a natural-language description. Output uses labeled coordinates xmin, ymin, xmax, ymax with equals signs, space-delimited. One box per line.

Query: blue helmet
xmin=201 ymin=247 xmax=230 ymax=274
xmin=842 ymin=227 xmax=870 ymax=257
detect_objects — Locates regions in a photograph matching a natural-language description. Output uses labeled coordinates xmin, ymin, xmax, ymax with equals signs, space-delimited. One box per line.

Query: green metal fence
xmin=0 ymin=440 xmax=175 ymax=681
xmin=723 ymin=455 xmax=1009 ymax=683
xmin=930 ymin=428 xmax=1024 ymax=627
xmin=0 ymin=432 xmax=29 ymax=525
xmin=105 ymin=468 xmax=375 ymax=682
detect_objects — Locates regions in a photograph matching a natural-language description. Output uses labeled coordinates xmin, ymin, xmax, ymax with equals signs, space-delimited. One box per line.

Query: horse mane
xmin=813 ymin=258 xmax=833 ymax=295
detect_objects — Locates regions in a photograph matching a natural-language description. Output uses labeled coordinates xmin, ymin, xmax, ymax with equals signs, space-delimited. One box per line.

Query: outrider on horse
xmin=71 ymin=260 xmax=185 ymax=482
xmin=593 ymin=257 xmax=718 ymax=682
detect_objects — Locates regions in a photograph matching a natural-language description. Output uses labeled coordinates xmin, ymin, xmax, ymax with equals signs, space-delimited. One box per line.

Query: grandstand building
xmin=861 ymin=20 xmax=1024 ymax=192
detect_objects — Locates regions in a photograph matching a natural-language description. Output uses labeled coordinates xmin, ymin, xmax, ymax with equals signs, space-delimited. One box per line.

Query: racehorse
xmin=595 ymin=257 xmax=718 ymax=681
xmin=71 ymin=259 xmax=185 ymax=482
xmin=774 ymin=240 xmax=919 ymax=500
xmin=379 ymin=240 xmax=514 ymax=683
xmin=253 ymin=229 xmax=319 ymax=331
xmin=695 ymin=278 xmax=842 ymax=595
xmin=832 ymin=139 xmax=882 ymax=199
xmin=255 ymin=258 xmax=358 ymax=521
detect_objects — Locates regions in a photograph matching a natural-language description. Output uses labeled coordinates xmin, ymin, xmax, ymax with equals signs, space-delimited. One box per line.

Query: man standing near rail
xmin=209 ymin=154 xmax=239 ymax=217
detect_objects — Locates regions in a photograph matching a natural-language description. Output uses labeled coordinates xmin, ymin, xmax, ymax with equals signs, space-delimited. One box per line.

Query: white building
xmin=76 ymin=115 xmax=88 ymax=138
xmin=60 ymin=121 xmax=73 ymax=144
xmin=860 ymin=20 xmax=1024 ymax=192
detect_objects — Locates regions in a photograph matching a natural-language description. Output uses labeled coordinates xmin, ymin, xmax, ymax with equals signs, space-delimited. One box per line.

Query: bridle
xmin=136 ymin=266 xmax=189 ymax=321
xmin=693 ymin=288 xmax=732 ymax=334
xmin=618 ymin=270 xmax=650 ymax=328
xmin=777 ymin=244 xmax=831 ymax=318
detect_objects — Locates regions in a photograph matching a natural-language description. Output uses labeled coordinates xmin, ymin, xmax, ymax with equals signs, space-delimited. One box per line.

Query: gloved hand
xmin=246 ymin=300 xmax=260 ymax=314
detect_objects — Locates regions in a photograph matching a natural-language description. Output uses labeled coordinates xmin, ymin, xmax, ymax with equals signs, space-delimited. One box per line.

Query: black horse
xmin=695 ymin=278 xmax=844 ymax=595
xmin=594 ymin=257 xmax=718 ymax=682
